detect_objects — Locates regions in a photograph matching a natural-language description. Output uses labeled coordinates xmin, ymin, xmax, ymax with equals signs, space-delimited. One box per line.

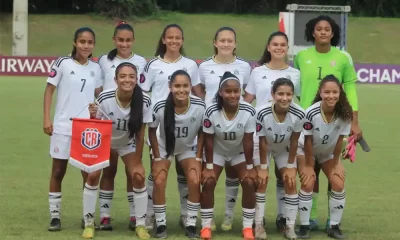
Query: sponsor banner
xmin=1 ymin=56 xmax=400 ymax=84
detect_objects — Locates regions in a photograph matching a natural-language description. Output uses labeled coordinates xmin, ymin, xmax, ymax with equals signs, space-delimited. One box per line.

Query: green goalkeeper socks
xmin=310 ymin=193 xmax=318 ymax=220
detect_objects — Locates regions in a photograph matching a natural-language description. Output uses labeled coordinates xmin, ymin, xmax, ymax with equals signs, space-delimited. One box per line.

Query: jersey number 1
xmin=317 ymin=67 xmax=322 ymax=80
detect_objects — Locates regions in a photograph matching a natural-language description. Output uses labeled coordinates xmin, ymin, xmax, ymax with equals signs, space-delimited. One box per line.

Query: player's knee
xmin=132 ymin=171 xmax=145 ymax=185
xmin=257 ymin=181 xmax=267 ymax=192
xmin=102 ymin=165 xmax=117 ymax=179
xmin=241 ymin=177 xmax=256 ymax=191
xmin=202 ymin=178 xmax=216 ymax=192
xmin=87 ymin=171 xmax=101 ymax=186
xmin=153 ymin=169 xmax=168 ymax=188
xmin=283 ymin=178 xmax=297 ymax=191
xmin=301 ymin=178 xmax=315 ymax=192
xmin=329 ymin=176 xmax=345 ymax=192
xmin=187 ymin=169 xmax=200 ymax=187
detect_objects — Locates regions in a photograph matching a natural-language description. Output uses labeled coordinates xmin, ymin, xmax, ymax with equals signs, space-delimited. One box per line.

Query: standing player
xmin=96 ymin=21 xmax=147 ymax=231
xmin=296 ymin=75 xmax=352 ymax=239
xmin=243 ymin=31 xmax=301 ymax=232
xmin=43 ymin=27 xmax=102 ymax=231
xmin=139 ymin=24 xmax=203 ymax=230
xmin=200 ymin=72 xmax=257 ymax=240
xmin=294 ymin=15 xmax=362 ymax=230
xmin=198 ymin=27 xmax=252 ymax=231
xmin=148 ymin=70 xmax=205 ymax=238
xmin=254 ymin=78 xmax=305 ymax=240
xmin=84 ymin=62 xmax=152 ymax=239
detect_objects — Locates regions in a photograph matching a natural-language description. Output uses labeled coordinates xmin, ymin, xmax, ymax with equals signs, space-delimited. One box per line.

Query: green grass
xmin=0 ymin=76 xmax=399 ymax=239
xmin=1 ymin=13 xmax=400 ymax=63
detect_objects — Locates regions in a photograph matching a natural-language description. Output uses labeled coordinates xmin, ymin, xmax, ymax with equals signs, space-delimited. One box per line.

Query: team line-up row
xmin=43 ymin=15 xmax=361 ymax=240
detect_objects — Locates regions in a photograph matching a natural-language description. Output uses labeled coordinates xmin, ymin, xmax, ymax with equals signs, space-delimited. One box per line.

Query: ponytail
xmin=128 ymin=85 xmax=144 ymax=138
xmin=71 ymin=46 xmax=77 ymax=60
xmin=164 ymin=92 xmax=176 ymax=157
xmin=107 ymin=48 xmax=118 ymax=60
xmin=215 ymin=91 xmax=223 ymax=110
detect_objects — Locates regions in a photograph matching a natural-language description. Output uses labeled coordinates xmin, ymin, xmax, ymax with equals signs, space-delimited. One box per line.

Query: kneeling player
xmin=84 ymin=62 xmax=152 ymax=239
xmin=254 ymin=78 xmax=305 ymax=240
xmin=296 ymin=75 xmax=352 ymax=239
xmin=148 ymin=70 xmax=205 ymax=239
xmin=200 ymin=72 xmax=257 ymax=240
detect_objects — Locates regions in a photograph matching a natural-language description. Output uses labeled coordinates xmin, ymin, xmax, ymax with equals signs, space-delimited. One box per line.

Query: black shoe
xmin=186 ymin=226 xmax=199 ymax=239
xmin=81 ymin=218 xmax=100 ymax=230
xmin=155 ymin=225 xmax=168 ymax=238
xmin=296 ymin=225 xmax=311 ymax=239
xmin=48 ymin=218 xmax=61 ymax=231
xmin=327 ymin=224 xmax=346 ymax=239
xmin=275 ymin=215 xmax=286 ymax=232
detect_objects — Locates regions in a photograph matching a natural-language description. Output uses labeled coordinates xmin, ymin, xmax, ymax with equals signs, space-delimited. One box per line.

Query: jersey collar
xmin=158 ymin=55 xmax=182 ymax=63
xmin=212 ymin=55 xmax=236 ymax=64
xmin=116 ymin=52 xmax=134 ymax=60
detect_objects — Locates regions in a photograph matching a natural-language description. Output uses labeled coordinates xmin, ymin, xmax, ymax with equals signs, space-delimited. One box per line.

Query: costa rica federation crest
xmin=81 ymin=128 xmax=102 ymax=150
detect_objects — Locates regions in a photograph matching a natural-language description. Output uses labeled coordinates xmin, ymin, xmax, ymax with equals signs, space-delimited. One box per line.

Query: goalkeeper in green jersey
xmin=293 ymin=15 xmax=363 ymax=238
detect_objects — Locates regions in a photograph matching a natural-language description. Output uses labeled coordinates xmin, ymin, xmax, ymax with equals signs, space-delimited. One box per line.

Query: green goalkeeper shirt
xmin=294 ymin=46 xmax=359 ymax=111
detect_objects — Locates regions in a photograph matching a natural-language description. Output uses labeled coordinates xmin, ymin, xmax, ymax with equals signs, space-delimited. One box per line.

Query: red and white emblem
xmin=81 ymin=128 xmax=102 ymax=150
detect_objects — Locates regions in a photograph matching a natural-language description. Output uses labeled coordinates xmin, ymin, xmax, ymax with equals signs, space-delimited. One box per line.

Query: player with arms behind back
xmin=43 ymin=27 xmax=102 ymax=232
xmin=254 ymin=78 xmax=305 ymax=240
xmin=294 ymin=15 xmax=362 ymax=230
xmin=200 ymin=72 xmax=257 ymax=240
xmin=96 ymin=21 xmax=147 ymax=231
xmin=148 ymin=70 xmax=205 ymax=239
xmin=198 ymin=26 xmax=252 ymax=231
xmin=296 ymin=75 xmax=352 ymax=239
xmin=140 ymin=24 xmax=203 ymax=230
xmin=86 ymin=62 xmax=152 ymax=239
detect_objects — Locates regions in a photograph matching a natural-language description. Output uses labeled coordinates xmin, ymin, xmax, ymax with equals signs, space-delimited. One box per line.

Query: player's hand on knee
xmin=300 ymin=166 xmax=315 ymax=186
xmin=283 ymin=167 xmax=297 ymax=188
xmin=243 ymin=168 xmax=257 ymax=183
xmin=256 ymin=168 xmax=269 ymax=186
xmin=201 ymin=168 xmax=215 ymax=185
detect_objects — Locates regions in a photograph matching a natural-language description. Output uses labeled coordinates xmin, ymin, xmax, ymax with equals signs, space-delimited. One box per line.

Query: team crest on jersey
xmin=256 ymin=123 xmax=262 ymax=132
xmin=287 ymin=126 xmax=293 ymax=132
xmin=140 ymin=74 xmax=145 ymax=83
xmin=303 ymin=122 xmax=313 ymax=130
xmin=203 ymin=119 xmax=212 ymax=128
xmin=331 ymin=61 xmax=336 ymax=67
xmin=49 ymin=68 xmax=57 ymax=78
xmin=81 ymin=128 xmax=102 ymax=150
xmin=190 ymin=117 xmax=196 ymax=123
xmin=237 ymin=123 xmax=243 ymax=129
xmin=234 ymin=69 xmax=239 ymax=75
xmin=90 ymin=71 xmax=95 ymax=77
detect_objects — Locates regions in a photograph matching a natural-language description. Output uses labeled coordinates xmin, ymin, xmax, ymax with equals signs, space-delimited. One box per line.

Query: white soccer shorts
xmin=49 ymin=133 xmax=71 ymax=160
xmin=212 ymin=152 xmax=246 ymax=167
xmin=296 ymin=147 xmax=333 ymax=164
xmin=154 ymin=145 xmax=197 ymax=162
xmin=112 ymin=143 xmax=136 ymax=157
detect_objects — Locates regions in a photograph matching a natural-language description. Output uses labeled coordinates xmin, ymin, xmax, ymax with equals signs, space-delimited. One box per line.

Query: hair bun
xmin=117 ymin=21 xmax=127 ymax=26
xmin=221 ymin=71 xmax=238 ymax=81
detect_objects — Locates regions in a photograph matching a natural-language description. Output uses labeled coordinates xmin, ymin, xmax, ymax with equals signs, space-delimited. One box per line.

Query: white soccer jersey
xmin=203 ymin=101 xmax=256 ymax=156
xmin=199 ymin=56 xmax=252 ymax=106
xmin=139 ymin=56 xmax=200 ymax=105
xmin=149 ymin=96 xmax=206 ymax=154
xmin=245 ymin=65 xmax=300 ymax=108
xmin=47 ymin=56 xmax=102 ymax=135
xmin=301 ymin=101 xmax=351 ymax=154
xmin=98 ymin=53 xmax=147 ymax=90
xmin=95 ymin=89 xmax=152 ymax=147
xmin=256 ymin=102 xmax=305 ymax=153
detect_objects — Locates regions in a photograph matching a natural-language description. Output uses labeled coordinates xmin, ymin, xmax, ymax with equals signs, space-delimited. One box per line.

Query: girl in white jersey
xmin=198 ymin=27 xmax=252 ymax=231
xmin=96 ymin=21 xmax=147 ymax=231
xmin=140 ymin=24 xmax=203 ymax=229
xmin=200 ymin=72 xmax=257 ymax=240
xmin=296 ymin=75 xmax=352 ymax=239
xmin=255 ymin=78 xmax=305 ymax=240
xmin=244 ymin=31 xmax=301 ymax=232
xmin=86 ymin=62 xmax=152 ymax=240
xmin=148 ymin=70 xmax=205 ymax=239
xmin=43 ymin=27 xmax=102 ymax=232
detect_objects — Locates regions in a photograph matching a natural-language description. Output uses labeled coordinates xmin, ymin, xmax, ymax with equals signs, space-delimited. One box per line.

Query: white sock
xmin=225 ymin=177 xmax=239 ymax=217
xmin=146 ymin=174 xmax=154 ymax=216
xmin=329 ymin=190 xmax=346 ymax=226
xmin=83 ymin=184 xmax=98 ymax=225
xmin=177 ymin=175 xmax=188 ymax=217
xmin=154 ymin=204 xmax=166 ymax=227
xmin=200 ymin=208 xmax=214 ymax=229
xmin=133 ymin=187 xmax=148 ymax=226
xmin=127 ymin=192 xmax=135 ymax=217
xmin=298 ymin=190 xmax=313 ymax=225
xmin=186 ymin=200 xmax=200 ymax=227
xmin=49 ymin=192 xmax=61 ymax=219
xmin=99 ymin=190 xmax=113 ymax=218
xmin=285 ymin=194 xmax=299 ymax=226
xmin=276 ymin=179 xmax=285 ymax=217
xmin=255 ymin=192 xmax=265 ymax=225
xmin=242 ymin=208 xmax=256 ymax=229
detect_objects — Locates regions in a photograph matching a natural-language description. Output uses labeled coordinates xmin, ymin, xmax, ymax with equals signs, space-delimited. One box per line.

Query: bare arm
xmin=243 ymin=91 xmax=255 ymax=104
xmin=95 ymin=87 xmax=103 ymax=98
xmin=204 ymin=133 xmax=214 ymax=165
xmin=148 ymin=127 xmax=160 ymax=159
xmin=43 ymin=83 xmax=56 ymax=123
xmin=196 ymin=129 xmax=204 ymax=159
xmin=304 ymin=135 xmax=314 ymax=166
xmin=192 ymin=84 xmax=205 ymax=100
xmin=134 ymin=124 xmax=147 ymax=164
xmin=259 ymin=136 xmax=268 ymax=165
xmin=333 ymin=135 xmax=344 ymax=165
xmin=288 ymin=132 xmax=301 ymax=164
xmin=243 ymin=132 xmax=254 ymax=166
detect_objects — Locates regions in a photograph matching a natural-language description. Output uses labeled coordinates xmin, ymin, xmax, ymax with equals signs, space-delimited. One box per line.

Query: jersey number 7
xmin=81 ymin=79 xmax=86 ymax=92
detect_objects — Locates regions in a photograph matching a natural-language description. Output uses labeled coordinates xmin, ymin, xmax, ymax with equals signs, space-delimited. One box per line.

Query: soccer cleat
xmin=186 ymin=226 xmax=200 ymax=239
xmin=129 ymin=216 xmax=136 ymax=230
xmin=210 ymin=218 xmax=216 ymax=231
xmin=275 ymin=215 xmax=286 ymax=232
xmin=327 ymin=225 xmax=345 ymax=239
xmin=284 ymin=225 xmax=298 ymax=240
xmin=99 ymin=217 xmax=113 ymax=231
xmin=82 ymin=219 xmax=95 ymax=239
xmin=81 ymin=219 xmax=99 ymax=230
xmin=145 ymin=215 xmax=155 ymax=230
xmin=135 ymin=225 xmax=151 ymax=239
xmin=220 ymin=215 xmax=233 ymax=231
xmin=154 ymin=225 xmax=168 ymax=238
xmin=309 ymin=219 xmax=319 ymax=231
xmin=296 ymin=225 xmax=311 ymax=239
xmin=242 ymin=227 xmax=255 ymax=240
xmin=179 ymin=214 xmax=187 ymax=229
xmin=254 ymin=224 xmax=267 ymax=239
xmin=200 ymin=227 xmax=212 ymax=240
xmin=48 ymin=218 xmax=61 ymax=232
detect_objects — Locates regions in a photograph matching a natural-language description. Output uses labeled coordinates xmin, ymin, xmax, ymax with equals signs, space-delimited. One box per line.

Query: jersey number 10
xmin=223 ymin=132 xmax=236 ymax=141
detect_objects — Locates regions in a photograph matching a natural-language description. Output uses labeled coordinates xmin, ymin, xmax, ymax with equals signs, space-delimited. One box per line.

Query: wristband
xmin=196 ymin=157 xmax=203 ymax=162
xmin=260 ymin=164 xmax=268 ymax=169
xmin=246 ymin=164 xmax=253 ymax=170
xmin=206 ymin=163 xmax=213 ymax=169
xmin=287 ymin=163 xmax=296 ymax=168
xmin=153 ymin=157 xmax=162 ymax=161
